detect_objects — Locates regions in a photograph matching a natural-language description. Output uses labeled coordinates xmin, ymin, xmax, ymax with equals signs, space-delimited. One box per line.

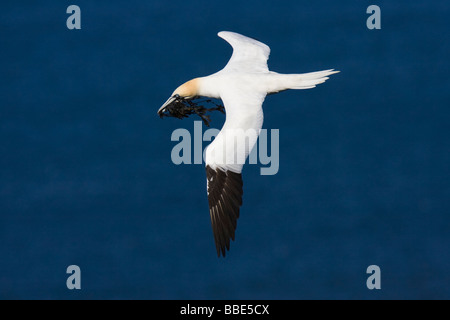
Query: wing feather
xmin=206 ymin=165 xmax=243 ymax=257
xmin=218 ymin=31 xmax=270 ymax=73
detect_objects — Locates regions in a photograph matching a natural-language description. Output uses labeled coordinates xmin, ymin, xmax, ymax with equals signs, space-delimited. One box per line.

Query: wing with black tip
xmin=206 ymin=165 xmax=243 ymax=257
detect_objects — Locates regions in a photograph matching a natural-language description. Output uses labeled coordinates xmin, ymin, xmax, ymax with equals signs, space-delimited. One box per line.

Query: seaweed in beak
xmin=158 ymin=96 xmax=225 ymax=127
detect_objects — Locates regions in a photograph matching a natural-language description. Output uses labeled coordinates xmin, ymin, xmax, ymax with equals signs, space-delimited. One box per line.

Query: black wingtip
xmin=206 ymin=166 xmax=243 ymax=258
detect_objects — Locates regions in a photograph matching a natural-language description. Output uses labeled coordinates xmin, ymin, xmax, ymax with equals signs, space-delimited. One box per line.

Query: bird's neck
xmin=197 ymin=76 xmax=221 ymax=99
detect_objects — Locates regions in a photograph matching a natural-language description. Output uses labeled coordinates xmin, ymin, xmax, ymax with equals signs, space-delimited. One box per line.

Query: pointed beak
xmin=157 ymin=96 xmax=176 ymax=115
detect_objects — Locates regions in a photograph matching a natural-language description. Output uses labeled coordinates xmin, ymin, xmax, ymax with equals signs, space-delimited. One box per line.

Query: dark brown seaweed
xmin=158 ymin=97 xmax=224 ymax=127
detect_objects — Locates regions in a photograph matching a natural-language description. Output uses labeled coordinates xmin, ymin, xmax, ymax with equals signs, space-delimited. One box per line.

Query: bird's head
xmin=158 ymin=78 xmax=200 ymax=115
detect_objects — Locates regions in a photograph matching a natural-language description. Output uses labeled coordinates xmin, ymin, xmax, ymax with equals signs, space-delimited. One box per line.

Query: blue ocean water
xmin=0 ymin=0 xmax=449 ymax=299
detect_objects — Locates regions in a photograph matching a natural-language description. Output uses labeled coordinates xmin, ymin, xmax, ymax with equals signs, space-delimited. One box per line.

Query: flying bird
xmin=158 ymin=31 xmax=339 ymax=257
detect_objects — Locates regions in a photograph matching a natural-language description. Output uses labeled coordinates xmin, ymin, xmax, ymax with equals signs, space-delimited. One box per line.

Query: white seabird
xmin=158 ymin=31 xmax=339 ymax=257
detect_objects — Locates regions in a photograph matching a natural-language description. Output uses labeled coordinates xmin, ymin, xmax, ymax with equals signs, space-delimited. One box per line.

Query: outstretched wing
xmin=218 ymin=31 xmax=271 ymax=73
xmin=206 ymin=165 xmax=243 ymax=257
xmin=204 ymin=88 xmax=265 ymax=257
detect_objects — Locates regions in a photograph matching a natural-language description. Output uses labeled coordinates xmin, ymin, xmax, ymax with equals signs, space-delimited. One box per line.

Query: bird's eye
xmin=173 ymin=94 xmax=180 ymax=99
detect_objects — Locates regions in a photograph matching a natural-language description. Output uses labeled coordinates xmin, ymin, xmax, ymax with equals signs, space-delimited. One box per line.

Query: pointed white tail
xmin=267 ymin=69 xmax=339 ymax=93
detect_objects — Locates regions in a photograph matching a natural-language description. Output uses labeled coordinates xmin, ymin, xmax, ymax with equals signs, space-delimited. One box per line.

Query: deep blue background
xmin=0 ymin=0 xmax=449 ymax=299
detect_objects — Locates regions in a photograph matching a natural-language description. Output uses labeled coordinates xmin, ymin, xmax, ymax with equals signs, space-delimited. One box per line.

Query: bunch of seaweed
xmin=158 ymin=96 xmax=225 ymax=127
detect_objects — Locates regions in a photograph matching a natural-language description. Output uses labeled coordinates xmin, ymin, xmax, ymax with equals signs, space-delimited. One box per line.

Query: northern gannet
xmin=158 ymin=31 xmax=339 ymax=257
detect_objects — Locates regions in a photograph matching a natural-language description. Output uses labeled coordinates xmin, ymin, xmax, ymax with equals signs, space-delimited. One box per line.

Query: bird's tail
xmin=267 ymin=69 xmax=339 ymax=94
